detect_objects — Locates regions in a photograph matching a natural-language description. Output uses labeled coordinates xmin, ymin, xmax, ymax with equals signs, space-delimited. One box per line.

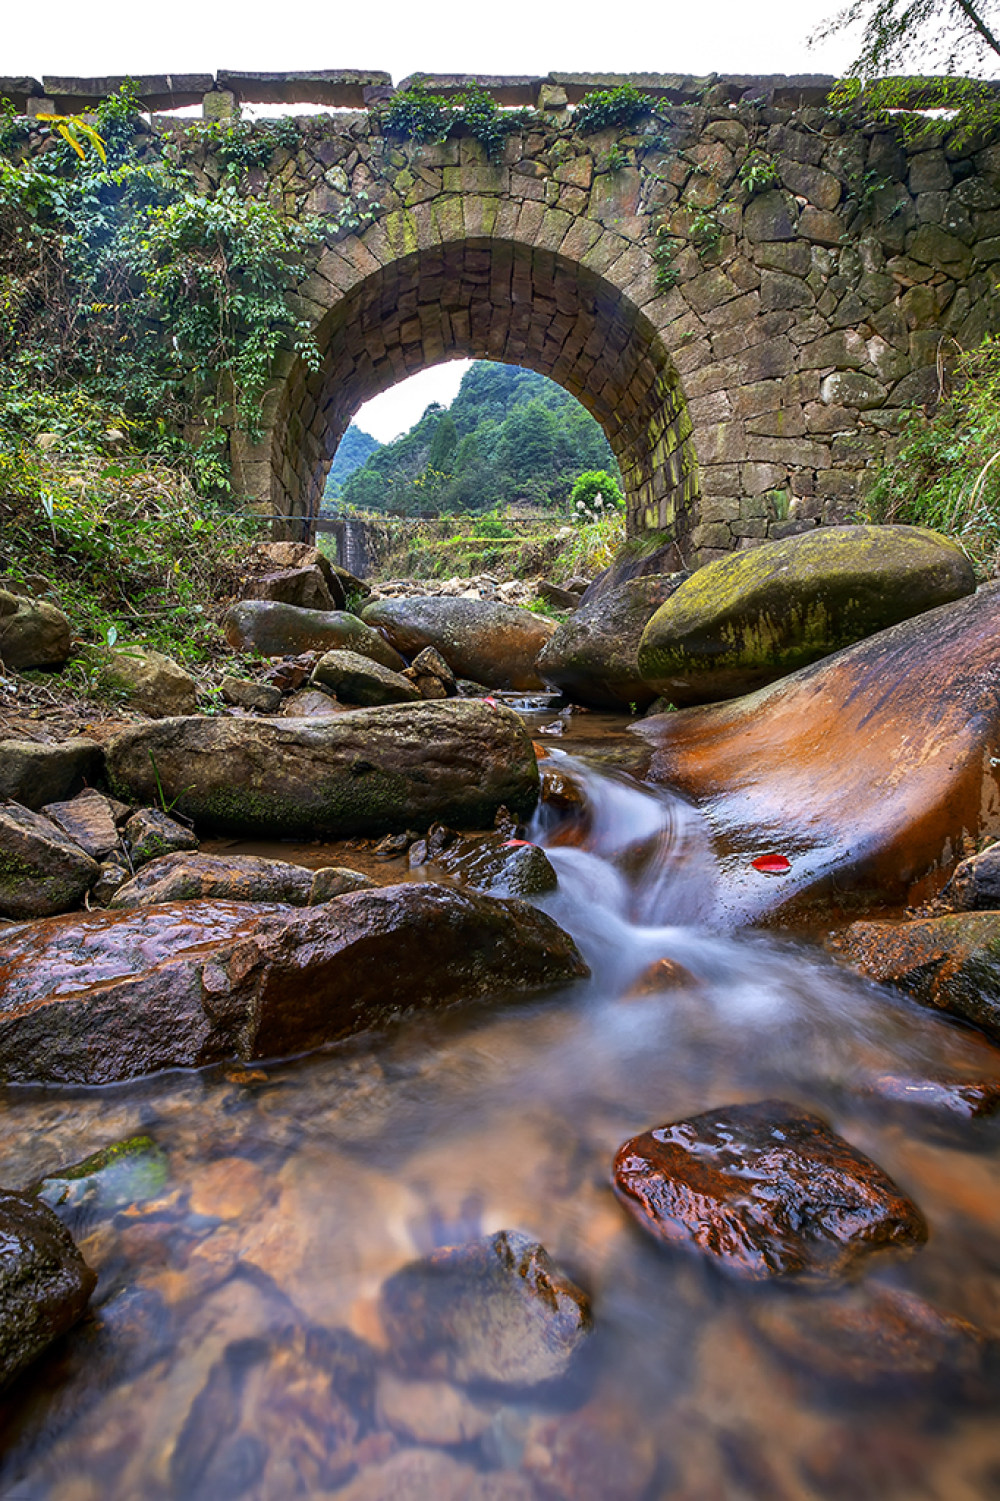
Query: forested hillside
xmin=322 ymin=425 xmax=379 ymax=500
xmin=330 ymin=362 xmax=620 ymax=516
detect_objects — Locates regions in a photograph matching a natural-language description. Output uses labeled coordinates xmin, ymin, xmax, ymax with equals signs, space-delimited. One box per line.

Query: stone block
xmin=798 ymin=206 xmax=843 ymax=245
xmin=820 ymin=371 xmax=887 ymax=409
xmin=908 ymin=151 xmax=952 ymax=194
xmin=738 ymin=335 xmax=795 ymax=382
xmin=905 ymin=223 xmax=972 ymax=277
xmin=740 ymin=462 xmax=786 ymax=495
xmin=778 ymin=158 xmax=841 ymax=209
xmin=760 ymin=270 xmax=814 ymax=311
xmin=746 ymin=406 xmax=807 ymax=437
xmin=804 ymin=401 xmax=856 ymax=433
xmin=753 ymin=240 xmax=812 ymax=276
xmin=797 ymin=328 xmax=867 ymax=370
xmin=683 ymin=267 xmax=741 ymax=315
xmin=743 ymin=190 xmax=798 ymax=242
xmin=746 ymin=435 xmax=831 ymax=467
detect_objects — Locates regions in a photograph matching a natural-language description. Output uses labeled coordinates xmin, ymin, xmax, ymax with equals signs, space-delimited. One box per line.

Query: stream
xmin=1 ymin=715 xmax=999 ymax=1499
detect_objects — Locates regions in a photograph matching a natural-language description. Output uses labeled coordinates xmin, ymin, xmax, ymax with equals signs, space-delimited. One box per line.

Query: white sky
xmin=7 ymin=0 xmax=861 ymax=443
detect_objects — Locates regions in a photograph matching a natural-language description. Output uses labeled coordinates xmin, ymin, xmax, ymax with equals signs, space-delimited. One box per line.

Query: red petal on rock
xmin=752 ymin=854 xmax=791 ymax=874
xmin=504 ymin=839 xmax=534 ymax=848
xmin=483 ymin=696 xmax=499 ymax=707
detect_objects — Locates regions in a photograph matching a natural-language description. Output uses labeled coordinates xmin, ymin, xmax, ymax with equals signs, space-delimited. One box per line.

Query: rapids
xmin=1 ymin=722 xmax=999 ymax=1499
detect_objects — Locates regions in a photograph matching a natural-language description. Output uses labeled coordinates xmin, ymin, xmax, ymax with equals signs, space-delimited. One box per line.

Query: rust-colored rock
xmin=613 ymin=1100 xmax=926 ymax=1280
xmin=0 ymin=884 xmax=588 ymax=1083
xmin=832 ymin=912 xmax=1000 ymax=1043
xmin=361 ymin=597 xmax=557 ymax=690
xmin=635 ymin=585 xmax=1000 ymax=921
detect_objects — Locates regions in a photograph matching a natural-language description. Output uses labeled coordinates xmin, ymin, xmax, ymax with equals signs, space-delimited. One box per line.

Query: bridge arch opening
xmin=268 ymin=237 xmax=699 ymax=550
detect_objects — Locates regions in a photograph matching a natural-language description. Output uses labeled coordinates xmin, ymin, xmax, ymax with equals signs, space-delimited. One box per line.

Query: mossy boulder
xmin=537 ymin=574 xmax=687 ymax=709
xmin=223 ymin=601 xmax=404 ymax=669
xmin=361 ymin=597 xmax=557 ymax=690
xmin=0 ymin=800 xmax=99 ymax=918
xmin=637 ymin=525 xmax=976 ymax=705
xmin=0 ymin=590 xmax=71 ymax=671
xmin=104 ymin=701 xmax=540 ymax=838
xmin=94 ymin=646 xmax=198 ymax=718
xmin=110 ymin=851 xmax=315 ymax=909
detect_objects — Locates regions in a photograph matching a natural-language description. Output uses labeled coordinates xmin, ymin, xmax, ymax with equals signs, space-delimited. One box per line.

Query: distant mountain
xmin=322 ymin=424 xmax=380 ymax=501
xmin=335 ymin=362 xmax=619 ymax=516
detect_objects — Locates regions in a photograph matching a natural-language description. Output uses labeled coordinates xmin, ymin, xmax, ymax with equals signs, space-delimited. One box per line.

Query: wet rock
xmin=219 ymin=676 xmax=283 ymax=713
xmin=41 ymin=789 xmax=119 ymax=860
xmin=0 ymin=800 xmax=99 ymax=918
xmin=380 ymin=1229 xmax=592 ymax=1388
xmin=613 ymin=1100 xmax=927 ymax=1280
xmin=636 ymin=584 xmax=1000 ymax=921
xmin=0 ymin=589 xmax=72 ymax=670
xmin=33 ymin=1135 xmax=169 ymax=1218
xmin=0 ymin=1189 xmax=96 ymax=1388
xmin=0 ymin=737 xmax=102 ymax=809
xmin=638 ymin=525 xmax=975 ymax=705
xmin=110 ymin=851 xmax=315 ymax=909
xmin=0 ymin=884 xmax=587 ymax=1083
xmin=223 ymin=600 xmax=405 ymax=668
xmin=334 ymin=1449 xmax=536 ymax=1501
xmin=92 ymin=860 xmax=129 ymax=906
xmin=309 ymin=866 xmax=376 ymax=901
xmin=123 ymin=806 xmax=198 ymax=867
xmin=537 ymin=573 xmax=686 ymax=710
xmin=864 ymin=1073 xmax=1000 ymax=1120
xmin=244 ymin=564 xmax=337 ymax=612
xmin=623 ymin=957 xmax=699 ymax=997
xmin=411 ymin=645 xmax=457 ymax=693
xmin=376 ymin=1370 xmax=495 ymax=1445
xmin=93 ymin=645 xmax=199 ymax=717
xmin=282 ymin=687 xmax=345 ymax=717
xmin=753 ymin=1284 xmax=988 ymax=1388
xmin=361 ymin=597 xmax=558 ymax=690
xmin=431 ymin=829 xmax=559 ymax=898
xmin=521 ymin=1401 xmax=658 ymax=1501
xmin=105 ymin=702 xmax=541 ymax=838
xmin=940 ymin=842 xmax=1000 ymax=910
xmin=832 ymin=912 xmax=1000 ymax=1043
xmin=311 ymin=648 xmax=421 ymax=706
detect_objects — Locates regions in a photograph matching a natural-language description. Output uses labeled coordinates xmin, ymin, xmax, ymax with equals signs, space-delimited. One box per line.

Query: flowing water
xmin=2 ymin=720 xmax=1000 ymax=1499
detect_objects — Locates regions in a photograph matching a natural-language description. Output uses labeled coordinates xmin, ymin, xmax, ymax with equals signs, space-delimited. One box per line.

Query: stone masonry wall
xmin=9 ymin=71 xmax=1000 ymax=566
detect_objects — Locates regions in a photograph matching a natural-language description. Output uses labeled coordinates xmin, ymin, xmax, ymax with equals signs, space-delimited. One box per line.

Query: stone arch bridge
xmin=11 ymin=67 xmax=1000 ymax=565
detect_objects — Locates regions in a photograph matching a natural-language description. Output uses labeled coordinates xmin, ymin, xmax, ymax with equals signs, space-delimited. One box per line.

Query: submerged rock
xmin=521 ymin=1400 xmax=658 ymax=1501
xmin=361 ymin=597 xmax=557 ymax=690
xmin=223 ymin=601 xmax=404 ymax=668
xmin=0 ymin=1189 xmax=96 ymax=1388
xmin=311 ymin=648 xmax=421 ymax=706
xmin=832 ymin=912 xmax=1000 ymax=1044
xmin=110 ymin=851 xmax=315 ymax=909
xmin=33 ymin=1135 xmax=169 ymax=1217
xmin=418 ymin=827 xmax=559 ymax=898
xmin=0 ymin=738 xmax=102 ymax=810
xmin=537 ymin=574 xmax=686 ymax=710
xmin=638 ymin=524 xmax=975 ymax=705
xmin=0 ymin=800 xmax=99 ymax=919
xmin=0 ymin=589 xmax=72 ymax=671
xmin=105 ymin=702 xmax=541 ymax=838
xmin=380 ymin=1229 xmax=592 ymax=1388
xmin=635 ymin=585 xmax=1000 ymax=921
xmin=613 ymin=1100 xmax=926 ymax=1280
xmin=0 ymin=884 xmax=588 ymax=1083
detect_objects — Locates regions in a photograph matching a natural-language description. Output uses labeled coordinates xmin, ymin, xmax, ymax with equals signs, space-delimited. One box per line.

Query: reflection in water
xmin=1 ymin=746 xmax=999 ymax=1498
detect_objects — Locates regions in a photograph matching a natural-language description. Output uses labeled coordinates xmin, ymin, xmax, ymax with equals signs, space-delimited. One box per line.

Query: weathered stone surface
xmin=0 ymin=590 xmax=71 ymax=671
xmin=0 ymin=885 xmax=588 ymax=1083
xmin=334 ymin=1449 xmax=535 ymax=1501
xmin=110 ymin=851 xmax=315 ymax=909
xmin=637 ymin=524 xmax=975 ymax=705
xmin=41 ymin=789 xmax=119 ymax=860
xmin=220 ymin=676 xmax=283 ymax=713
xmin=223 ymin=601 xmax=405 ymax=669
xmin=105 ymin=702 xmax=541 ymax=837
xmin=420 ymin=826 xmax=559 ymax=897
xmin=380 ymin=1230 xmax=592 ymax=1388
xmin=244 ymin=565 xmax=337 ymax=613
xmin=0 ymin=800 xmax=99 ymax=918
xmin=613 ymin=1100 xmax=926 ymax=1280
xmin=521 ymin=1402 xmax=658 ymax=1501
xmin=376 ymin=1371 xmax=494 ymax=1445
xmin=537 ymin=573 xmax=687 ymax=709
xmin=832 ymin=912 xmax=1000 ymax=1044
xmin=0 ymin=738 xmax=102 ymax=810
xmin=940 ymin=842 xmax=1000 ymax=910
xmin=311 ymin=648 xmax=421 ymax=706
xmin=0 ymin=1190 xmax=96 ymax=1389
xmin=96 ymin=646 xmax=198 ymax=718
xmin=308 ymin=866 xmax=376 ymax=901
xmin=123 ymin=807 xmax=199 ymax=867
xmin=361 ymin=598 xmax=557 ymax=690
xmin=410 ymin=645 xmax=457 ymax=693
xmin=282 ymin=688 xmax=345 ymax=717
xmin=636 ymin=585 xmax=1000 ymax=920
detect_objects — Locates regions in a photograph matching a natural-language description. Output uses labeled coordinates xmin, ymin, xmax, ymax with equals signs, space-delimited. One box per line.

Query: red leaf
xmin=504 ymin=839 xmax=534 ymax=848
xmin=752 ymin=854 xmax=791 ymax=875
xmin=483 ymin=696 xmax=499 ymax=707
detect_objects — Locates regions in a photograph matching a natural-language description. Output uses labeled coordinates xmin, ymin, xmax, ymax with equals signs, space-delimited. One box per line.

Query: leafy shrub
xmin=570 ymin=469 xmax=624 ymax=522
xmin=739 ymin=151 xmax=780 ymax=195
xmin=573 ymin=84 xmax=654 ymax=134
xmin=381 ymin=82 xmax=531 ymax=161
xmin=474 ymin=509 xmax=516 ymax=538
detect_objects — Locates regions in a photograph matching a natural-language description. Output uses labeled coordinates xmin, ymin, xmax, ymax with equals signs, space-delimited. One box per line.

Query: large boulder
xmin=94 ymin=646 xmax=198 ymax=717
xmin=110 ymin=851 xmax=315 ymax=909
xmin=105 ymin=702 xmax=540 ymax=837
xmin=0 ymin=738 xmax=102 ymax=809
xmin=0 ymin=1190 xmax=96 ymax=1388
xmin=614 ymin=1100 xmax=927 ymax=1280
xmin=0 ymin=884 xmax=588 ymax=1083
xmin=244 ymin=565 xmax=338 ymax=613
xmin=832 ymin=912 xmax=1000 ymax=1044
xmin=0 ymin=589 xmax=72 ymax=671
xmin=311 ymin=649 xmax=420 ymax=707
xmin=254 ymin=540 xmax=349 ymax=606
xmin=0 ymin=800 xmax=99 ymax=918
xmin=638 ymin=525 xmax=976 ymax=705
xmin=223 ymin=601 xmax=404 ymax=668
xmin=537 ymin=574 xmax=686 ymax=710
xmin=361 ymin=598 xmax=558 ymax=691
xmin=635 ymin=584 xmax=1000 ymax=922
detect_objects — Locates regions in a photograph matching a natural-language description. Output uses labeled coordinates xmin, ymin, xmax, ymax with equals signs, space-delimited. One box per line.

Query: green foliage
xmin=688 ymin=208 xmax=722 ymax=251
xmin=859 ymin=334 xmax=1000 ymax=571
xmin=739 ymin=151 xmax=780 ymax=195
xmin=570 ymin=469 xmax=625 ymax=522
xmin=829 ymin=73 xmax=1000 ymax=148
xmin=380 ymin=82 xmax=531 ymax=161
xmin=0 ymin=98 xmax=28 ymax=157
xmin=652 ymin=232 xmax=679 ymax=291
xmin=607 ymin=142 xmax=630 ymax=171
xmin=573 ymin=84 xmax=654 ymax=134
xmin=474 ymin=508 xmax=516 ymax=537
xmin=179 ymin=115 xmax=301 ymax=175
